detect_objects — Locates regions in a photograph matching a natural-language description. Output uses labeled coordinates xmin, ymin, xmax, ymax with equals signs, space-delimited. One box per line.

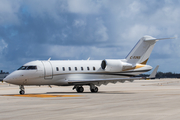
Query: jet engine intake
xmin=101 ymin=59 xmax=123 ymax=72
xmin=101 ymin=59 xmax=133 ymax=72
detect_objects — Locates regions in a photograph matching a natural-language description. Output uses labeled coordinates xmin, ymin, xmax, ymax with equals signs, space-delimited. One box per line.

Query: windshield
xmin=18 ymin=66 xmax=37 ymax=70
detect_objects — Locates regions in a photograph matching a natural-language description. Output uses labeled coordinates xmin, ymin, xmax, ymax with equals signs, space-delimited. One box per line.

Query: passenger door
xmin=42 ymin=61 xmax=53 ymax=79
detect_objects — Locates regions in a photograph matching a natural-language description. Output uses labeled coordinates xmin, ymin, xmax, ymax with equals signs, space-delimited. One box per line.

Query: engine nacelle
xmin=101 ymin=59 xmax=133 ymax=72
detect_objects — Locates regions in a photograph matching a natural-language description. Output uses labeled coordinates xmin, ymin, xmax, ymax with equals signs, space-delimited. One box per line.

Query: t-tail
xmin=126 ymin=35 xmax=174 ymax=65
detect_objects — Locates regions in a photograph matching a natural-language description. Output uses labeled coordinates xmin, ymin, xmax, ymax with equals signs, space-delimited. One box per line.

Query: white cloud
xmin=129 ymin=1 xmax=141 ymax=13
xmin=95 ymin=18 xmax=108 ymax=42
xmin=0 ymin=0 xmax=21 ymax=25
xmin=171 ymin=37 xmax=180 ymax=57
xmin=121 ymin=24 xmax=161 ymax=43
xmin=123 ymin=1 xmax=145 ymax=17
xmin=1 ymin=0 xmax=180 ymax=73
xmin=0 ymin=39 xmax=8 ymax=54
xmin=73 ymin=19 xmax=86 ymax=27
xmin=23 ymin=0 xmax=68 ymax=23
xmin=43 ymin=44 xmax=125 ymax=60
xmin=67 ymin=0 xmax=104 ymax=14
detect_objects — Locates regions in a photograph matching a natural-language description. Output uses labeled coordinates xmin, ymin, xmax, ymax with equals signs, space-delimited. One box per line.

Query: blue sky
xmin=0 ymin=0 xmax=180 ymax=73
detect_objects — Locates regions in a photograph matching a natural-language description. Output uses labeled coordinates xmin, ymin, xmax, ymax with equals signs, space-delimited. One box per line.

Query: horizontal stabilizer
xmin=148 ymin=65 xmax=159 ymax=78
xmin=144 ymin=37 xmax=176 ymax=41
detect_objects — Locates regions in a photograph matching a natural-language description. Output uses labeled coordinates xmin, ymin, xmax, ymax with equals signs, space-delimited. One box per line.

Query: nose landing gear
xmin=19 ymin=85 xmax=25 ymax=95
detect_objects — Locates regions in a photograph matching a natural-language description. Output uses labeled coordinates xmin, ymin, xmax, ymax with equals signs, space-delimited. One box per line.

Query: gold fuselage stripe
xmin=123 ymin=64 xmax=146 ymax=71
xmin=140 ymin=58 xmax=149 ymax=65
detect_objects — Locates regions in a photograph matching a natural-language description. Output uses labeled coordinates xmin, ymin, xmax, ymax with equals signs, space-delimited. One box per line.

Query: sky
xmin=0 ymin=0 xmax=180 ymax=73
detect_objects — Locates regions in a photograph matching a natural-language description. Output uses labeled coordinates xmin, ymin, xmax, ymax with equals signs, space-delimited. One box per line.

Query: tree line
xmin=140 ymin=72 xmax=180 ymax=78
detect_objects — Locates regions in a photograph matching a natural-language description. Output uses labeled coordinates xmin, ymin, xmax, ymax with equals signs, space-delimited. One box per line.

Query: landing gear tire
xmin=76 ymin=87 xmax=84 ymax=93
xmin=19 ymin=85 xmax=25 ymax=95
xmin=91 ymin=87 xmax=98 ymax=93
xmin=19 ymin=90 xmax=25 ymax=95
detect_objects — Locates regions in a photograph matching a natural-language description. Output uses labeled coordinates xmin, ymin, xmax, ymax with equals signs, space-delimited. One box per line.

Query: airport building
xmin=0 ymin=70 xmax=9 ymax=81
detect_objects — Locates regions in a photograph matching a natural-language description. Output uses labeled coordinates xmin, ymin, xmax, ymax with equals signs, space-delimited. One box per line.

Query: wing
xmin=68 ymin=65 xmax=159 ymax=86
xmin=68 ymin=77 xmax=142 ymax=85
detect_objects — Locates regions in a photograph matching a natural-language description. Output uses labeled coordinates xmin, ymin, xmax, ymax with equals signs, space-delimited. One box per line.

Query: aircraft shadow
xmin=0 ymin=91 xmax=135 ymax=96
xmin=46 ymin=91 xmax=135 ymax=94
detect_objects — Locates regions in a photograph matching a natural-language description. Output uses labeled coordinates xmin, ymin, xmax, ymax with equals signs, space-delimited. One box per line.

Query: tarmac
xmin=1 ymin=78 xmax=180 ymax=120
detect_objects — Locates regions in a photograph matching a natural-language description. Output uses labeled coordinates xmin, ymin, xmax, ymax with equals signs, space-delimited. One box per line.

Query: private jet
xmin=3 ymin=36 xmax=172 ymax=94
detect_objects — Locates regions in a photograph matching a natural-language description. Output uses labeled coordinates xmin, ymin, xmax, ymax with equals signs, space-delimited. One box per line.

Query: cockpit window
xmin=18 ymin=66 xmax=27 ymax=70
xmin=18 ymin=66 xmax=37 ymax=70
xmin=27 ymin=66 xmax=37 ymax=70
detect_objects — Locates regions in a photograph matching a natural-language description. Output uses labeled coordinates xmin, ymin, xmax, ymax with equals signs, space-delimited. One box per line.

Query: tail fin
xmin=126 ymin=36 xmax=174 ymax=65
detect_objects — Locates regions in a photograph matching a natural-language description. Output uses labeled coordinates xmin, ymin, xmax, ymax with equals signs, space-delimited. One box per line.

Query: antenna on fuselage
xmin=48 ymin=57 xmax=51 ymax=61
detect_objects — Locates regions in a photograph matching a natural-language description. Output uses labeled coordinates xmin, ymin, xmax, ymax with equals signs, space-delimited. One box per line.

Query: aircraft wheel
xmin=19 ymin=90 xmax=25 ymax=95
xmin=76 ymin=87 xmax=84 ymax=93
xmin=91 ymin=87 xmax=98 ymax=93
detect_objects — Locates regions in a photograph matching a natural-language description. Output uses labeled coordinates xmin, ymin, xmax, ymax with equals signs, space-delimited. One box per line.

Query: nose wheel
xmin=19 ymin=90 xmax=25 ymax=95
xmin=19 ymin=85 xmax=25 ymax=95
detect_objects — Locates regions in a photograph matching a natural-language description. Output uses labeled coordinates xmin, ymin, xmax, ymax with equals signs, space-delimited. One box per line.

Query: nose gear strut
xmin=19 ymin=85 xmax=25 ymax=95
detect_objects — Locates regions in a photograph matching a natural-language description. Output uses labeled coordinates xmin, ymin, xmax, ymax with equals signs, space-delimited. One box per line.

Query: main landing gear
xmin=73 ymin=85 xmax=84 ymax=93
xmin=76 ymin=86 xmax=84 ymax=93
xmin=90 ymin=84 xmax=98 ymax=93
xmin=19 ymin=85 xmax=25 ymax=95
xmin=73 ymin=84 xmax=98 ymax=93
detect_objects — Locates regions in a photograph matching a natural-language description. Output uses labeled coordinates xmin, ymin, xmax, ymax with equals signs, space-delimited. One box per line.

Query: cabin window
xmin=81 ymin=67 xmax=83 ymax=71
xmin=62 ymin=67 xmax=65 ymax=71
xmin=93 ymin=67 xmax=96 ymax=71
xmin=87 ymin=67 xmax=90 ymax=70
xmin=56 ymin=67 xmax=59 ymax=71
xmin=75 ymin=67 xmax=77 ymax=71
xmin=69 ymin=67 xmax=71 ymax=71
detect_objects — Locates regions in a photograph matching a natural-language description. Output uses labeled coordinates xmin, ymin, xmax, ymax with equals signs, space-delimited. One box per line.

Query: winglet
xmin=149 ymin=65 xmax=159 ymax=78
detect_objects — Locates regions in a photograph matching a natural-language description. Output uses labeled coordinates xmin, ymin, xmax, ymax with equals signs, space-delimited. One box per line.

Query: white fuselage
xmin=4 ymin=60 xmax=152 ymax=86
xmin=2 ymin=36 xmax=171 ymax=94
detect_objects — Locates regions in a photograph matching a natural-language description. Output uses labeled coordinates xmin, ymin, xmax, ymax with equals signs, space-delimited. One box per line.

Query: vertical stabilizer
xmin=126 ymin=36 xmax=157 ymax=65
xmin=126 ymin=35 xmax=174 ymax=65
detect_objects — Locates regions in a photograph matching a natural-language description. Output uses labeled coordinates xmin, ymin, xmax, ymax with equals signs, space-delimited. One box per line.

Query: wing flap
xmin=68 ymin=77 xmax=142 ymax=84
xmin=68 ymin=65 xmax=159 ymax=85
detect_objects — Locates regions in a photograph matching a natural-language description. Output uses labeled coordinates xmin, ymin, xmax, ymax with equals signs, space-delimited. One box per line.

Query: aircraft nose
xmin=3 ymin=75 xmax=12 ymax=83
xmin=3 ymin=71 xmax=25 ymax=84
xmin=3 ymin=72 xmax=19 ymax=84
